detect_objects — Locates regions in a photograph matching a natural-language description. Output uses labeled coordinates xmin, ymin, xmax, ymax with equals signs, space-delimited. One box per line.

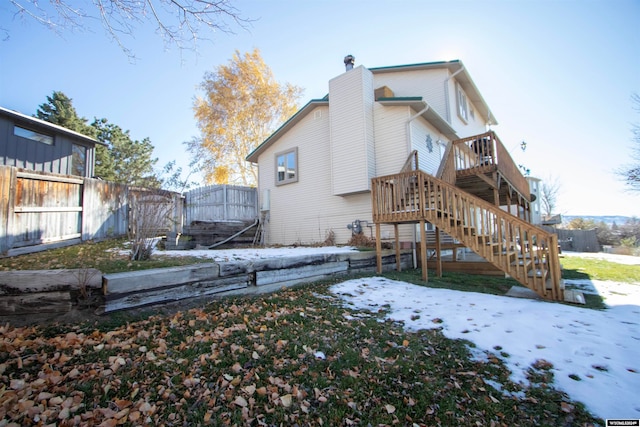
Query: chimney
xmin=344 ymin=54 xmax=355 ymax=71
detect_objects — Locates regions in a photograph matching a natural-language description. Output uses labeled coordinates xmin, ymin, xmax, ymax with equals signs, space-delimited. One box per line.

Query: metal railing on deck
xmin=371 ymin=169 xmax=562 ymax=300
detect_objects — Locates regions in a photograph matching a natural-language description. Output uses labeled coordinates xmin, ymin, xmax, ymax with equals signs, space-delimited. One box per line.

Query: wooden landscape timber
xmin=0 ymin=268 xmax=102 ymax=315
xmin=100 ymin=249 xmax=412 ymax=313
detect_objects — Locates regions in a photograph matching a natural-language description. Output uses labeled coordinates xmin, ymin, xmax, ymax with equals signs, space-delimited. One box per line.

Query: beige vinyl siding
xmin=258 ymin=105 xmax=372 ymax=245
xmin=410 ymin=117 xmax=448 ymax=176
xmin=446 ymin=78 xmax=487 ymax=137
xmin=329 ymin=66 xmax=375 ymax=195
xmin=373 ymin=104 xmax=411 ymax=177
xmin=373 ymin=69 xmax=448 ymax=118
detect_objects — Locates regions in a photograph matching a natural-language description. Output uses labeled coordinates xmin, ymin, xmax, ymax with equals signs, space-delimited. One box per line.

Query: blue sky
xmin=1 ymin=0 xmax=639 ymax=217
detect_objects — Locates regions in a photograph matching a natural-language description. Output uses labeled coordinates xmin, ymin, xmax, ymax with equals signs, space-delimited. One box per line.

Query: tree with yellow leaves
xmin=190 ymin=48 xmax=303 ymax=185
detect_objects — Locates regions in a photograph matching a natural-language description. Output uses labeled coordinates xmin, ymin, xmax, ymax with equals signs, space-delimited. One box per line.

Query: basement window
xmin=275 ymin=147 xmax=298 ymax=185
xmin=14 ymin=125 xmax=54 ymax=145
xmin=456 ymin=83 xmax=469 ymax=123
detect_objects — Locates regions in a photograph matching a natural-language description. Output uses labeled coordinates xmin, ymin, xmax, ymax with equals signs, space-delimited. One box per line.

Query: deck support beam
xmin=376 ymin=223 xmax=382 ymax=274
xmin=420 ymin=219 xmax=428 ymax=282
xmin=394 ymin=224 xmax=401 ymax=271
xmin=435 ymin=226 xmax=442 ymax=277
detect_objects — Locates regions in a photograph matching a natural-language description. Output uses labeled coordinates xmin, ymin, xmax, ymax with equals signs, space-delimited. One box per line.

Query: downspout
xmin=444 ymin=66 xmax=465 ymax=124
xmin=406 ymin=105 xmax=429 ymax=268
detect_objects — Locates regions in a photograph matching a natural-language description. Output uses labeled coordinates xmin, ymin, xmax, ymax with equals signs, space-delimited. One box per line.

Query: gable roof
xmin=370 ymin=60 xmax=498 ymax=126
xmin=0 ymin=106 xmax=102 ymax=146
xmin=246 ymin=98 xmax=329 ymax=163
xmin=246 ymin=59 xmax=497 ymax=163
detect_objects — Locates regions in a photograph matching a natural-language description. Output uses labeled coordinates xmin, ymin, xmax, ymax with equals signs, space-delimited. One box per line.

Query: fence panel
xmin=185 ymin=185 xmax=257 ymax=223
xmin=82 ymin=178 xmax=129 ymax=240
xmin=0 ymin=166 xmax=184 ymax=256
xmin=10 ymin=170 xmax=84 ymax=248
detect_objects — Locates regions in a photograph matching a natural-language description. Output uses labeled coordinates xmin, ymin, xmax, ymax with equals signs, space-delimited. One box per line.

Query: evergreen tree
xmin=36 ymin=91 xmax=160 ymax=186
xmin=36 ymin=91 xmax=96 ymax=137
xmin=91 ymin=118 xmax=159 ymax=187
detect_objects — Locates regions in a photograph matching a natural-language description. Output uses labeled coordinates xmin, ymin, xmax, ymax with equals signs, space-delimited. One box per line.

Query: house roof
xmin=246 ymin=59 xmax=497 ymax=163
xmin=0 ymin=106 xmax=103 ymax=146
xmin=246 ymin=98 xmax=329 ymax=163
xmin=376 ymin=97 xmax=458 ymax=140
xmin=370 ymin=60 xmax=498 ymax=126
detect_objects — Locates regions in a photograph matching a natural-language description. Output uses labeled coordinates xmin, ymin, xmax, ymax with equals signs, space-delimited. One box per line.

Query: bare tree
xmin=540 ymin=175 xmax=561 ymax=217
xmin=618 ymin=93 xmax=640 ymax=192
xmin=129 ymin=188 xmax=180 ymax=260
xmin=6 ymin=0 xmax=251 ymax=56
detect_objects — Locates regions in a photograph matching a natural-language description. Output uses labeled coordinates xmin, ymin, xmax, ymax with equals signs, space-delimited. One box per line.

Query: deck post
xmin=420 ymin=220 xmax=428 ymax=282
xmin=376 ymin=223 xmax=382 ymax=274
xmin=435 ymin=226 xmax=442 ymax=277
xmin=394 ymin=224 xmax=401 ymax=271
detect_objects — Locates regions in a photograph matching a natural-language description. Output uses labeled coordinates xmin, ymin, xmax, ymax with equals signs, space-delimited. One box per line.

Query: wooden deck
xmin=371 ymin=167 xmax=564 ymax=301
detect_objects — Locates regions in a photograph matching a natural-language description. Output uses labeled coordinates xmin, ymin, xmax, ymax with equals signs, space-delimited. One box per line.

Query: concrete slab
xmin=564 ymin=289 xmax=586 ymax=305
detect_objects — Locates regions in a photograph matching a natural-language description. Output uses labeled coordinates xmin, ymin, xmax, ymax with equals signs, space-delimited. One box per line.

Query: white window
xmin=14 ymin=125 xmax=54 ymax=145
xmin=456 ymin=83 xmax=469 ymax=123
xmin=275 ymin=147 xmax=298 ymax=185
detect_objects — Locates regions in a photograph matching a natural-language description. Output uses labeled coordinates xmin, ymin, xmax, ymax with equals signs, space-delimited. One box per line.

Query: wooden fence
xmin=0 ymin=166 xmax=183 ymax=256
xmin=541 ymin=226 xmax=601 ymax=253
xmin=184 ymin=184 xmax=257 ymax=223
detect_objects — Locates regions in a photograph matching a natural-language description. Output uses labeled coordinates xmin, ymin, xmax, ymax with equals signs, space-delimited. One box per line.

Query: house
xmin=247 ymin=57 xmax=564 ymax=301
xmin=248 ymin=58 xmax=526 ymax=245
xmin=0 ymin=106 xmax=101 ymax=177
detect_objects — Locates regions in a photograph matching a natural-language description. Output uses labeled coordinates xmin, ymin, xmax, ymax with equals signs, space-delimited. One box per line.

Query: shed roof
xmin=0 ymin=106 xmax=103 ymax=146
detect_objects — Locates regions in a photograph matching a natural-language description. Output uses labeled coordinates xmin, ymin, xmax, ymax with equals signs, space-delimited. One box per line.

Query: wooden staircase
xmin=371 ymin=169 xmax=564 ymax=301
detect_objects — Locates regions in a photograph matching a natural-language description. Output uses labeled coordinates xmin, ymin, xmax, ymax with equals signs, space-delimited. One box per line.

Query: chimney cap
xmin=344 ymin=54 xmax=355 ymax=65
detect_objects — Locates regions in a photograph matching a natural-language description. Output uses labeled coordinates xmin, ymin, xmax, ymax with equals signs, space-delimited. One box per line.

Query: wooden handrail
xmin=371 ymin=169 xmax=563 ymax=300
xmin=453 ymin=131 xmax=530 ymax=201
xmin=400 ymin=150 xmax=419 ymax=172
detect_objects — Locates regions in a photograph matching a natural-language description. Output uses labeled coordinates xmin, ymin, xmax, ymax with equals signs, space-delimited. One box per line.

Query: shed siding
xmin=0 ymin=115 xmax=94 ymax=177
xmin=329 ymin=66 xmax=375 ymax=195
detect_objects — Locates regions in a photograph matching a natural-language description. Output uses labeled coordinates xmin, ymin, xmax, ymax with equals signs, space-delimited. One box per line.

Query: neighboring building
xmin=0 ymin=106 xmax=101 ymax=178
xmin=526 ymin=176 xmax=542 ymax=225
xmin=247 ymin=58 xmax=529 ymax=246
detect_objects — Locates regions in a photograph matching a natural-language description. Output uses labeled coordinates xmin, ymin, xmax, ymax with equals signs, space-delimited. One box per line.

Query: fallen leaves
xmin=0 ymin=287 xmax=599 ymax=426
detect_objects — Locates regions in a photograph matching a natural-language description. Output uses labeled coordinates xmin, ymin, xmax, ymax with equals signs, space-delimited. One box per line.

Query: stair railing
xmin=372 ymin=169 xmax=563 ymax=300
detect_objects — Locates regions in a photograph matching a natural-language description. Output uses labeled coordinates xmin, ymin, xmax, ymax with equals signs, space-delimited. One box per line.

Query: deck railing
xmin=371 ymin=169 xmax=562 ymax=300
xmin=450 ymin=131 xmax=530 ymax=200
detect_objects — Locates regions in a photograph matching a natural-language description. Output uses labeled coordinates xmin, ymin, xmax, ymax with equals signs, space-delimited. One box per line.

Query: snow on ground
xmin=155 ymin=245 xmax=639 ymax=419
xmin=155 ymin=245 xmax=360 ymax=262
xmin=563 ymin=250 xmax=640 ymax=265
xmin=331 ymin=274 xmax=640 ymax=420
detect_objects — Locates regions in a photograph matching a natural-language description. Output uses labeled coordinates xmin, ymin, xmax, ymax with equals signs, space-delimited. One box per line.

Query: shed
xmin=0 ymin=106 xmax=102 ymax=178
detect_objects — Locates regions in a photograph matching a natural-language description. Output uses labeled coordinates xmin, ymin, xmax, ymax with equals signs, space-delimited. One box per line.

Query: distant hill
xmin=563 ymin=215 xmax=632 ymax=226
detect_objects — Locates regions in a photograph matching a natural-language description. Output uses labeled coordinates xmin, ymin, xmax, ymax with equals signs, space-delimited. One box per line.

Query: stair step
xmin=528 ymin=268 xmax=548 ymax=279
xmin=512 ymin=258 xmax=533 ymax=267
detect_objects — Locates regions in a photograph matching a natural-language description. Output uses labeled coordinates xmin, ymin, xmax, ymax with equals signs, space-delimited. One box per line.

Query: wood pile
xmin=167 ymin=220 xmax=258 ymax=250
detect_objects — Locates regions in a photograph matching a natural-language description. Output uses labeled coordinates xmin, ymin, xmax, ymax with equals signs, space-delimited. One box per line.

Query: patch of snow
xmin=563 ymin=251 xmax=640 ymax=265
xmin=153 ymin=245 xmax=360 ymax=262
xmin=330 ymin=276 xmax=640 ymax=420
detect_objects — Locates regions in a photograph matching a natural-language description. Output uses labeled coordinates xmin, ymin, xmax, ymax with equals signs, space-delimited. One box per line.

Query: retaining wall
xmin=0 ymin=249 xmax=412 ymax=317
